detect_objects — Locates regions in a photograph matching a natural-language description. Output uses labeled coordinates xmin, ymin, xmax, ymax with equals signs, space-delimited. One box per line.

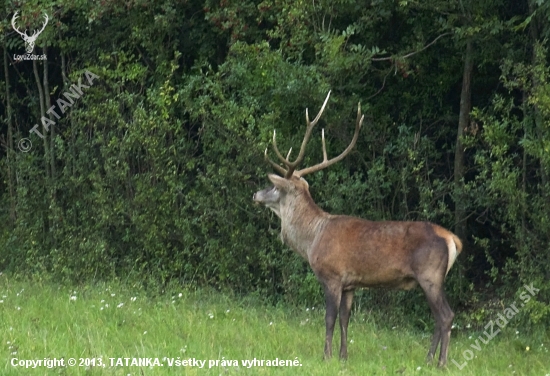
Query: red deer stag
xmin=253 ymin=91 xmax=462 ymax=367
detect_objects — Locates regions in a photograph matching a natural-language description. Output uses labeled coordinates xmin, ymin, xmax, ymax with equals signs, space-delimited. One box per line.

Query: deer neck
xmin=279 ymin=191 xmax=327 ymax=260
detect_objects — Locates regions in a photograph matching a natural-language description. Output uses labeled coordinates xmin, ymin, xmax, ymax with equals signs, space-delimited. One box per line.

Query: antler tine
xmin=286 ymin=147 xmax=293 ymax=160
xmin=296 ymin=101 xmax=364 ymax=177
xmin=11 ymin=12 xmax=26 ymax=37
xmin=30 ymin=13 xmax=48 ymax=37
xmin=264 ymin=147 xmax=287 ymax=176
xmin=38 ymin=13 xmax=49 ymax=34
xmin=283 ymin=90 xmax=331 ymax=178
xmin=270 ymin=129 xmax=291 ymax=166
xmin=263 ymin=91 xmax=332 ymax=178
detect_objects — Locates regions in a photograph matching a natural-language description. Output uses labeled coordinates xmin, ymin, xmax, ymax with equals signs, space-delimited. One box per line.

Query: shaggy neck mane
xmin=279 ymin=188 xmax=328 ymax=260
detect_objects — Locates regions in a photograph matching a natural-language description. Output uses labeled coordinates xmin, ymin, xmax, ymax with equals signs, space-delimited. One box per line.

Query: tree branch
xmin=372 ymin=32 xmax=452 ymax=62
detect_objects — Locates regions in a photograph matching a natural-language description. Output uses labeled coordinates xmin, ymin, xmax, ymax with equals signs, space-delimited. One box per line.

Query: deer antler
xmin=11 ymin=12 xmax=27 ymax=38
xmin=264 ymin=91 xmax=364 ymax=178
xmin=296 ymin=102 xmax=364 ymax=177
xmin=33 ymin=13 xmax=49 ymax=37
xmin=265 ymin=91 xmax=332 ymax=178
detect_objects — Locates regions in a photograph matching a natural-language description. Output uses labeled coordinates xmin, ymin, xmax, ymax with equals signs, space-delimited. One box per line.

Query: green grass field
xmin=1 ymin=274 xmax=548 ymax=375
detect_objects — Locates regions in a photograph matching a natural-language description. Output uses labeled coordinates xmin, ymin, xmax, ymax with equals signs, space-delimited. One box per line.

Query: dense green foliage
xmin=1 ymin=0 xmax=549 ymax=325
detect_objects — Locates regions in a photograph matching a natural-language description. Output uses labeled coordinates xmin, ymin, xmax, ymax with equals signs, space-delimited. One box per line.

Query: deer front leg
xmin=323 ymin=283 xmax=342 ymax=359
xmin=339 ymin=290 xmax=354 ymax=360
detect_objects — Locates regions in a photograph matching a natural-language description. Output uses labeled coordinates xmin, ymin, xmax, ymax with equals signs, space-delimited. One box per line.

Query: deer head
xmin=11 ymin=11 xmax=49 ymax=54
xmin=254 ymin=91 xmax=364 ymax=252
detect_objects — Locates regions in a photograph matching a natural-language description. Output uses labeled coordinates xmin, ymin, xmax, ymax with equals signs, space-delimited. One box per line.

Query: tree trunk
xmin=33 ymin=58 xmax=51 ymax=237
xmin=33 ymin=59 xmax=50 ymax=179
xmin=3 ymin=42 xmax=16 ymax=225
xmin=43 ymin=45 xmax=56 ymax=187
xmin=454 ymin=40 xmax=473 ymax=241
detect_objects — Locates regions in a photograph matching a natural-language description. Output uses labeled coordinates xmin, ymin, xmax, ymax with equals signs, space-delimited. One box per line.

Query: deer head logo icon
xmin=11 ymin=11 xmax=49 ymax=54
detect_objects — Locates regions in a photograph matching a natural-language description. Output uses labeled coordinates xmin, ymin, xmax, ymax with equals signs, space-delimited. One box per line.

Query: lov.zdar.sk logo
xmin=11 ymin=11 xmax=49 ymax=53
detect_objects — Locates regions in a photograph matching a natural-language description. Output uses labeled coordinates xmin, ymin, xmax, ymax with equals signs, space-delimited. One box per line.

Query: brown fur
xmin=254 ymin=174 xmax=462 ymax=367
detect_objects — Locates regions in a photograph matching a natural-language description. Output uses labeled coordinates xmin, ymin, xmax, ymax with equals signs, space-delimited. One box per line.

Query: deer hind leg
xmin=322 ymin=282 xmax=342 ymax=360
xmin=426 ymin=318 xmax=441 ymax=364
xmin=419 ymin=278 xmax=454 ymax=368
xmin=436 ymin=293 xmax=454 ymax=367
xmin=339 ymin=290 xmax=354 ymax=360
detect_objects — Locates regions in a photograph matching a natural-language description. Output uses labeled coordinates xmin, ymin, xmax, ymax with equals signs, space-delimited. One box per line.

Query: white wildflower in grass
xmin=111 ymin=293 xmax=115 ymax=297
xmin=143 ymin=331 xmax=147 ymax=335
xmin=16 ymin=306 xmax=21 ymax=311
xmin=226 ymin=309 xmax=230 ymax=313
xmin=130 ymin=297 xmax=137 ymax=302
xmin=105 ymin=303 xmax=109 ymax=308
xmin=349 ymin=339 xmax=354 ymax=343
xmin=101 ymin=299 xmax=105 ymax=303
xmin=416 ymin=366 xmax=421 ymax=371
xmin=208 ymin=313 xmax=214 ymax=319
xmin=306 ymin=308 xmax=309 ymax=312
xmin=70 ymin=296 xmax=77 ymax=301
xmin=178 ymin=293 xmax=183 ymax=298
xmin=117 ymin=303 xmax=124 ymax=308
xmin=0 ymin=300 xmax=3 ymax=303
xmin=180 ymin=346 xmax=187 ymax=353
xmin=269 ymin=322 xmax=273 ymax=326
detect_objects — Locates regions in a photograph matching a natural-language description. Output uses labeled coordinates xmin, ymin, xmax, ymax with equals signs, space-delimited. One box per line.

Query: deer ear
xmin=268 ymin=174 xmax=289 ymax=189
